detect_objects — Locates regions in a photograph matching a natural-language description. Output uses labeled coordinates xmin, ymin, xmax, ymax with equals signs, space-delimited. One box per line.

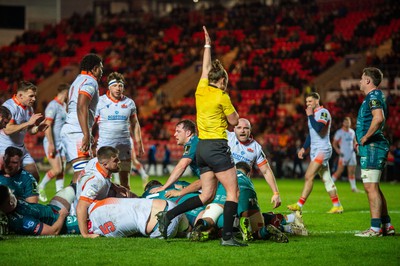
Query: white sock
xmin=371 ymin=226 xmax=380 ymax=232
xmin=349 ymin=178 xmax=357 ymax=190
xmin=139 ymin=167 xmax=148 ymax=180
xmin=286 ymin=214 xmax=295 ymax=223
xmin=55 ymin=179 xmax=64 ymax=192
xmin=39 ymin=175 xmax=51 ymax=189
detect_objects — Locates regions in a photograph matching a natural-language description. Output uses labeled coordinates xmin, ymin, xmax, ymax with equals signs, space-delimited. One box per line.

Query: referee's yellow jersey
xmin=195 ymin=78 xmax=236 ymax=140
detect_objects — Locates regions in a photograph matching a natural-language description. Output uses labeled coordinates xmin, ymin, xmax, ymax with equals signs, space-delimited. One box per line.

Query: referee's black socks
xmin=166 ymin=195 xmax=203 ymax=221
xmin=222 ymin=201 xmax=238 ymax=240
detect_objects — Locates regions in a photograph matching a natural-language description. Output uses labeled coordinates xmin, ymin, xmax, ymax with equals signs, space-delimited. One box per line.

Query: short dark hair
xmin=0 ymin=106 xmax=11 ymax=119
xmin=5 ymin=146 xmax=23 ymax=158
xmin=57 ymin=83 xmax=70 ymax=93
xmin=17 ymin=81 xmax=37 ymax=93
xmin=97 ymin=146 xmax=119 ymax=163
xmin=236 ymin=162 xmax=251 ymax=175
xmin=208 ymin=59 xmax=227 ymax=84
xmin=80 ymin=53 xmax=102 ymax=72
xmin=176 ymin=119 xmax=196 ymax=135
xmin=363 ymin=67 xmax=383 ymax=87
xmin=144 ymin=180 xmax=162 ymax=192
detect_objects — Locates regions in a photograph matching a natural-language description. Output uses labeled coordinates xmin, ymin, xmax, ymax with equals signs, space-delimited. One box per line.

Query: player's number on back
xmin=99 ymin=221 xmax=116 ymax=235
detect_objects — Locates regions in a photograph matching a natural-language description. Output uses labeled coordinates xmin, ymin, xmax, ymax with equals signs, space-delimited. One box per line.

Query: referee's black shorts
xmin=196 ymin=139 xmax=235 ymax=174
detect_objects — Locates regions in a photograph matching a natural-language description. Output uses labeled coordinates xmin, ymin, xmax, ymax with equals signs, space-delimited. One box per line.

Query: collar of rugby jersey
xmin=106 ymin=90 xmax=124 ymax=103
xmin=12 ymin=95 xmax=27 ymax=110
xmin=80 ymin=71 xmax=98 ymax=81
xmin=95 ymin=162 xmax=111 ymax=178
xmin=54 ymin=96 xmax=64 ymax=105
xmin=313 ymin=106 xmax=324 ymax=113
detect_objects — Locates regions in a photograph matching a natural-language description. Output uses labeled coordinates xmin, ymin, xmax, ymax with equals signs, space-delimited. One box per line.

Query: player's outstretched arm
xmin=150 ymin=158 xmax=192 ymax=193
xmin=165 ymin=179 xmax=202 ymax=198
xmin=200 ymin=26 xmax=212 ymax=79
xmin=76 ymin=199 xmax=97 ymax=238
xmin=259 ymin=163 xmax=281 ymax=209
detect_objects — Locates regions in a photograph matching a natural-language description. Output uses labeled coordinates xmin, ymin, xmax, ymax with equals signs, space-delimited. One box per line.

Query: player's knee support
xmin=51 ymin=186 xmax=76 ymax=206
xmin=360 ymin=169 xmax=381 ymax=183
xmin=202 ymin=203 xmax=224 ymax=223
xmin=72 ymin=160 xmax=88 ymax=172
xmin=119 ymin=161 xmax=131 ymax=172
xmin=321 ymin=170 xmax=336 ymax=192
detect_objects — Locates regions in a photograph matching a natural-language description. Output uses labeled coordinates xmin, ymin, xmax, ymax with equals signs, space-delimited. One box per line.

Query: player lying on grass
xmin=188 ymin=162 xmax=307 ymax=242
xmin=0 ymin=184 xmax=79 ymax=236
xmin=87 ymin=197 xmax=189 ymax=238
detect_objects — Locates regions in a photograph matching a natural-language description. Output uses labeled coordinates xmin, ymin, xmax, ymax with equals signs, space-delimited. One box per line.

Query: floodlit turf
xmin=1 ymin=174 xmax=399 ymax=266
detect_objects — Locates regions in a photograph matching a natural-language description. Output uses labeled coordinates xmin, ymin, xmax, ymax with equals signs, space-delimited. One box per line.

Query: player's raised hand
xmin=203 ymin=26 xmax=211 ymax=45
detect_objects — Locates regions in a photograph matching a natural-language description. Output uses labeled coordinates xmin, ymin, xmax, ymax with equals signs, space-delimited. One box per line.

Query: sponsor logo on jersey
xmin=247 ymin=148 xmax=254 ymax=153
xmin=320 ymin=112 xmax=328 ymax=120
xmin=23 ymin=220 xmax=35 ymax=229
xmin=121 ymin=104 xmax=128 ymax=108
xmin=184 ymin=145 xmax=191 ymax=155
xmin=107 ymin=114 xmax=128 ymax=120
xmin=232 ymin=153 xmax=252 ymax=164
xmin=369 ymin=99 xmax=381 ymax=108
xmin=32 ymin=182 xmax=38 ymax=193
xmin=86 ymin=189 xmax=97 ymax=197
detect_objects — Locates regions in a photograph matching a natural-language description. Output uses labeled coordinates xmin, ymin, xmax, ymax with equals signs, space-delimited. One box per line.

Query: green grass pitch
xmin=1 ymin=174 xmax=399 ymax=266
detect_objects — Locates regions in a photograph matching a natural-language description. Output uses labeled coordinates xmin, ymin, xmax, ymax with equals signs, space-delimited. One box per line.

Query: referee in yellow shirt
xmin=156 ymin=26 xmax=245 ymax=246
